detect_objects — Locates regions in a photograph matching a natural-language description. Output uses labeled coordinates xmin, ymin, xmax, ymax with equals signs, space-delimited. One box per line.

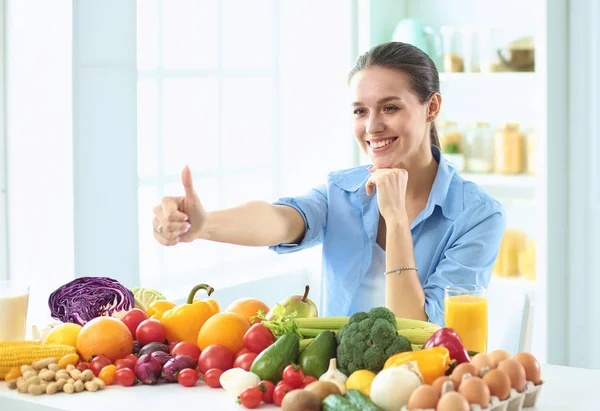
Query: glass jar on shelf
xmin=465 ymin=121 xmax=494 ymax=173
xmin=437 ymin=120 xmax=465 ymax=171
xmin=494 ymin=122 xmax=524 ymax=174
xmin=440 ymin=26 xmax=464 ymax=73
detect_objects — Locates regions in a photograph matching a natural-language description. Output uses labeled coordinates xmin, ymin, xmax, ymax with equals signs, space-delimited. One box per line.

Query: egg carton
xmin=400 ymin=378 xmax=543 ymax=411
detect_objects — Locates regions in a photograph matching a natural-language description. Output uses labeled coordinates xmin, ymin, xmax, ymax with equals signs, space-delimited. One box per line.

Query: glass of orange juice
xmin=444 ymin=284 xmax=488 ymax=353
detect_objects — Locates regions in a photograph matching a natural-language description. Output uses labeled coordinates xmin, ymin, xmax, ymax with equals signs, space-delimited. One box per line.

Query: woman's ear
xmin=426 ymin=92 xmax=442 ymax=122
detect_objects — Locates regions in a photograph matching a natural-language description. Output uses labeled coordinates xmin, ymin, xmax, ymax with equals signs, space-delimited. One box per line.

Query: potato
xmin=281 ymin=389 xmax=322 ymax=411
xmin=304 ymin=381 xmax=342 ymax=401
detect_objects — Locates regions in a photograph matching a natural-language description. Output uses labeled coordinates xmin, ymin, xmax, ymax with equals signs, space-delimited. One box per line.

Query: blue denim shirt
xmin=269 ymin=146 xmax=506 ymax=325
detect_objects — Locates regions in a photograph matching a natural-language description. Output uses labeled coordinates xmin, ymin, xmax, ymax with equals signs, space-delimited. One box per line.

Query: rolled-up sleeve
xmin=268 ymin=184 xmax=328 ymax=254
xmin=423 ymin=201 xmax=506 ymax=326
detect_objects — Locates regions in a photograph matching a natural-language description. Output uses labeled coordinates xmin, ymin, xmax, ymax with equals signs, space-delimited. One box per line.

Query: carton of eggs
xmin=400 ymin=349 xmax=544 ymax=411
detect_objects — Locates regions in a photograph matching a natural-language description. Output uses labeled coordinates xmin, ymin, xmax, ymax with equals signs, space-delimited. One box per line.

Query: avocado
xmin=298 ymin=330 xmax=337 ymax=379
xmin=250 ymin=333 xmax=300 ymax=383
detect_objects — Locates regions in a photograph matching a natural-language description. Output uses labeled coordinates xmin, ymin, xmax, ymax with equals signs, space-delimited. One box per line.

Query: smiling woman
xmin=152 ymin=41 xmax=506 ymax=326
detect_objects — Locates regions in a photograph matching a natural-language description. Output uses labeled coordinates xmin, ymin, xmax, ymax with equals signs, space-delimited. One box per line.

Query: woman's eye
xmin=383 ymin=105 xmax=398 ymax=112
xmin=353 ymin=108 xmax=365 ymax=115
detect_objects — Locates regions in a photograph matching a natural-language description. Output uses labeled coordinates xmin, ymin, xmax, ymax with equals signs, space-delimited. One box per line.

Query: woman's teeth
xmin=371 ymin=138 xmax=395 ymax=149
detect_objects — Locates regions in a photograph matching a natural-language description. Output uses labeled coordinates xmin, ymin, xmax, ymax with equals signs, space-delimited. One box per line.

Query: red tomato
xmin=197 ymin=345 xmax=234 ymax=373
xmin=302 ymin=375 xmax=317 ymax=387
xmin=75 ymin=362 xmax=90 ymax=372
xmin=282 ymin=364 xmax=304 ymax=388
xmin=273 ymin=382 xmax=293 ymax=406
xmin=171 ymin=342 xmax=201 ymax=362
xmin=114 ymin=368 xmax=136 ymax=387
xmin=233 ymin=352 xmax=257 ymax=372
xmin=120 ymin=308 xmax=148 ymax=339
xmin=115 ymin=358 xmax=135 ymax=370
xmin=243 ymin=323 xmax=275 ymax=354
xmin=90 ymin=355 xmax=112 ymax=377
xmin=124 ymin=354 xmax=139 ymax=366
xmin=235 ymin=347 xmax=251 ymax=359
xmin=177 ymin=368 xmax=199 ymax=387
xmin=258 ymin=380 xmax=275 ymax=403
xmin=136 ymin=319 xmax=167 ymax=346
xmin=239 ymin=386 xmax=263 ymax=409
xmin=202 ymin=368 xmax=223 ymax=388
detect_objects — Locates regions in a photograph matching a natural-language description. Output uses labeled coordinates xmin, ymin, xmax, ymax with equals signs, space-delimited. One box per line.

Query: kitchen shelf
xmin=460 ymin=173 xmax=537 ymax=199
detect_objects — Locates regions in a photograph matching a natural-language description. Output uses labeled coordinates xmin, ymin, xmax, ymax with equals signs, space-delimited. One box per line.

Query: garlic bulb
xmin=318 ymin=358 xmax=348 ymax=394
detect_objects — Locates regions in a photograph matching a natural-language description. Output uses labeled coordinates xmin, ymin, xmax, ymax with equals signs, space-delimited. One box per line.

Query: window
xmin=136 ymin=0 xmax=356 ymax=296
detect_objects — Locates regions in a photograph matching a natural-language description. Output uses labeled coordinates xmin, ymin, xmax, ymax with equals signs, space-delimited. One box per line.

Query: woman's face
xmin=349 ymin=66 xmax=438 ymax=169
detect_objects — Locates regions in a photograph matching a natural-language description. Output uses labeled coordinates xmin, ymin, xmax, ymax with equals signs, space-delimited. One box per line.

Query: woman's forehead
xmin=350 ymin=67 xmax=413 ymax=101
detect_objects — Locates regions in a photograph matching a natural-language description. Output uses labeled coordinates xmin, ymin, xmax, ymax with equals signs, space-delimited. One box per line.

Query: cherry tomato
xmin=98 ymin=364 xmax=117 ymax=386
xmin=115 ymin=358 xmax=135 ymax=370
xmin=115 ymin=368 xmax=136 ymax=387
xmin=243 ymin=323 xmax=275 ymax=354
xmin=235 ymin=347 xmax=251 ymax=359
xmin=282 ymin=364 xmax=304 ymax=388
xmin=302 ymin=375 xmax=318 ymax=387
xmin=273 ymin=382 xmax=293 ymax=406
xmin=136 ymin=319 xmax=167 ymax=346
xmin=197 ymin=345 xmax=234 ymax=373
xmin=75 ymin=362 xmax=90 ymax=372
xmin=202 ymin=368 xmax=223 ymax=388
xmin=233 ymin=352 xmax=257 ymax=372
xmin=258 ymin=380 xmax=275 ymax=403
xmin=177 ymin=368 xmax=199 ymax=387
xmin=120 ymin=308 xmax=148 ymax=339
xmin=171 ymin=341 xmax=201 ymax=362
xmin=124 ymin=354 xmax=139 ymax=365
xmin=90 ymin=355 xmax=112 ymax=377
xmin=239 ymin=386 xmax=263 ymax=409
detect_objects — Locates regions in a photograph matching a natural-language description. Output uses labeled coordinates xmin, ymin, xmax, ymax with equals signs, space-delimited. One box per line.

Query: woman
xmin=152 ymin=42 xmax=506 ymax=326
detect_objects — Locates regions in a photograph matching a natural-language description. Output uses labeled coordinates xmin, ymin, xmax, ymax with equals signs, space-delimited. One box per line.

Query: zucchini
xmin=322 ymin=394 xmax=360 ymax=411
xmin=344 ymin=389 xmax=383 ymax=411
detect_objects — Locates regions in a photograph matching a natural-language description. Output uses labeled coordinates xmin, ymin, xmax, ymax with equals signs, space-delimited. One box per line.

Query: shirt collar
xmin=331 ymin=145 xmax=463 ymax=220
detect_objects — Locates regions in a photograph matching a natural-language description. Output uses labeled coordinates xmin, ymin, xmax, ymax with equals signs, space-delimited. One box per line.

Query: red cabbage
xmin=48 ymin=276 xmax=135 ymax=325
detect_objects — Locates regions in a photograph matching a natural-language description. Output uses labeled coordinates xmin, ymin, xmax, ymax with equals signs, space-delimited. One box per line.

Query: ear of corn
xmin=293 ymin=316 xmax=440 ymax=345
xmin=0 ymin=341 xmax=76 ymax=380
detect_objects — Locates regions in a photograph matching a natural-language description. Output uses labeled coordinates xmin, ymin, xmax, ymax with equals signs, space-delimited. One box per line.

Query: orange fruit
xmin=76 ymin=317 xmax=134 ymax=362
xmin=226 ymin=298 xmax=270 ymax=325
xmin=197 ymin=312 xmax=250 ymax=354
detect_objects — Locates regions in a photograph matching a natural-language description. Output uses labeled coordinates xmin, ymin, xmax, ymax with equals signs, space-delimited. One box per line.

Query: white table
xmin=0 ymin=364 xmax=598 ymax=410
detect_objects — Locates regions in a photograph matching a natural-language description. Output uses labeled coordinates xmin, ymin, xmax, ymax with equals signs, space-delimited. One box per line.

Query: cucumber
xmin=249 ymin=333 xmax=300 ymax=383
xmin=344 ymin=389 xmax=383 ymax=411
xmin=322 ymin=394 xmax=360 ymax=411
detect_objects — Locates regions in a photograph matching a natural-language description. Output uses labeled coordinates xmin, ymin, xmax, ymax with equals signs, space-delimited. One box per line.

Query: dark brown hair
xmin=348 ymin=42 xmax=441 ymax=148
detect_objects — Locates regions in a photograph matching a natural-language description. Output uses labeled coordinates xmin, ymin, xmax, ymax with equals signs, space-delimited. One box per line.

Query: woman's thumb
xmin=181 ymin=165 xmax=197 ymax=199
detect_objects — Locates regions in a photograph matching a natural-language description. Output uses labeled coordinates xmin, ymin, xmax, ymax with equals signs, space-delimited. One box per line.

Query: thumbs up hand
xmin=152 ymin=165 xmax=208 ymax=246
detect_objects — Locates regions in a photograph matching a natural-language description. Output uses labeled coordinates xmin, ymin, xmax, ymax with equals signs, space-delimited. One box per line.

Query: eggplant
xmin=151 ymin=350 xmax=172 ymax=367
xmin=132 ymin=340 xmax=142 ymax=355
xmin=139 ymin=342 xmax=169 ymax=356
xmin=134 ymin=354 xmax=162 ymax=385
xmin=161 ymin=355 xmax=197 ymax=382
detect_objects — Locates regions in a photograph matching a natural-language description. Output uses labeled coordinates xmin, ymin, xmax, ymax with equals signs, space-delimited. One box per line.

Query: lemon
xmin=43 ymin=322 xmax=82 ymax=347
xmin=130 ymin=287 xmax=167 ymax=312
xmin=346 ymin=369 xmax=377 ymax=397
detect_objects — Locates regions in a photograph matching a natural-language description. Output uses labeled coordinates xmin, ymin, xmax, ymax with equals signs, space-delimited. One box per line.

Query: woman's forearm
xmin=196 ymin=201 xmax=305 ymax=247
xmin=385 ymin=218 xmax=428 ymax=321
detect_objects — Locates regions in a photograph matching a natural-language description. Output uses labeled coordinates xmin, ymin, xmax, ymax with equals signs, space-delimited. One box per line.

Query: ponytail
xmin=430 ymin=122 xmax=440 ymax=148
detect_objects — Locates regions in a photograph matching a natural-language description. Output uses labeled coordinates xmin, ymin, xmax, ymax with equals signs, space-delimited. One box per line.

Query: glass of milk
xmin=0 ymin=280 xmax=30 ymax=341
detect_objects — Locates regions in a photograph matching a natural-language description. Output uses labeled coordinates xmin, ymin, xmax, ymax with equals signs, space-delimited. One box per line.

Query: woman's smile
xmin=368 ymin=136 xmax=399 ymax=153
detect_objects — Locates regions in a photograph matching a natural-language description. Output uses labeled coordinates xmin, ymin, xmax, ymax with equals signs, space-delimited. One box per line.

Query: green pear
xmin=268 ymin=285 xmax=319 ymax=319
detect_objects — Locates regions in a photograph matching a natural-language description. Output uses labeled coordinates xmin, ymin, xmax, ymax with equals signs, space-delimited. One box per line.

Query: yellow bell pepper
xmin=146 ymin=300 xmax=177 ymax=320
xmin=161 ymin=284 xmax=217 ymax=344
xmin=383 ymin=346 xmax=451 ymax=385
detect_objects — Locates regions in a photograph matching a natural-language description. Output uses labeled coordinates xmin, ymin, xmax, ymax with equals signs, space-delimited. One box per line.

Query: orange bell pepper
xmin=383 ymin=346 xmax=452 ymax=384
xmin=161 ymin=284 xmax=217 ymax=344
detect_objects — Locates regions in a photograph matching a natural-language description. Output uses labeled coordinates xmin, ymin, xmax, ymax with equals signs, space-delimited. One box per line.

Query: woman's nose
xmin=366 ymin=113 xmax=385 ymax=135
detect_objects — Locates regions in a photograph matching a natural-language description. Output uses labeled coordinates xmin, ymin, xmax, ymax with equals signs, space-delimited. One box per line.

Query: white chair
xmin=487 ymin=288 xmax=534 ymax=355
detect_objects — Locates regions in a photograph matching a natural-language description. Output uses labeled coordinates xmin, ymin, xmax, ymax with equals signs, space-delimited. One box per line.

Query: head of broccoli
xmin=336 ymin=306 xmax=412 ymax=375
